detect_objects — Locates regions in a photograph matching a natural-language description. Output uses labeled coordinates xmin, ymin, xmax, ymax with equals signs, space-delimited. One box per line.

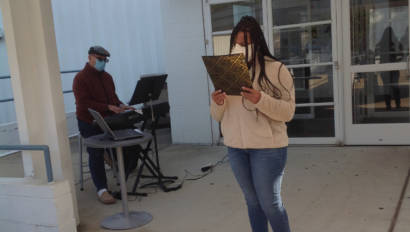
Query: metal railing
xmin=0 ymin=70 xmax=81 ymax=104
xmin=0 ymin=145 xmax=53 ymax=182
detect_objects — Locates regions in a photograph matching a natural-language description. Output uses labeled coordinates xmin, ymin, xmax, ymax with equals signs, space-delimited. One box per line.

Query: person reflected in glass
xmin=210 ymin=16 xmax=295 ymax=232
xmin=400 ymin=26 xmax=409 ymax=58
xmin=376 ymin=27 xmax=402 ymax=110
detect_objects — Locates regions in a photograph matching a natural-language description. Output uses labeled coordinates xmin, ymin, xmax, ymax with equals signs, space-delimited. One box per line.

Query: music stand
xmin=129 ymin=73 xmax=167 ymax=105
xmin=128 ymin=74 xmax=180 ymax=193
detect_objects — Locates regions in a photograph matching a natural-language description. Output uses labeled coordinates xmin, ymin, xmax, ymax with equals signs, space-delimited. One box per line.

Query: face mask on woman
xmin=231 ymin=43 xmax=254 ymax=62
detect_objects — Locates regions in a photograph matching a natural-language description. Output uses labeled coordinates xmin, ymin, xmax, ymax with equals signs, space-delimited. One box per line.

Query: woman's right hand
xmin=212 ymin=90 xmax=227 ymax=105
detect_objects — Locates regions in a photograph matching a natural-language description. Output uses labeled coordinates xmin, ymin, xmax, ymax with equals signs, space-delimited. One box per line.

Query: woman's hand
xmin=212 ymin=90 xmax=227 ymax=105
xmin=241 ymin=87 xmax=261 ymax=104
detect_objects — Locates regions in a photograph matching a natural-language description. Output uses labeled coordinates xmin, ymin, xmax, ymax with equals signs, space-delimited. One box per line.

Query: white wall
xmin=1 ymin=0 xmax=215 ymax=145
xmin=0 ymin=0 xmax=165 ymax=125
xmin=51 ymin=0 xmax=165 ymax=111
xmin=160 ymin=0 xmax=214 ymax=144
xmin=0 ymin=0 xmax=166 ymax=156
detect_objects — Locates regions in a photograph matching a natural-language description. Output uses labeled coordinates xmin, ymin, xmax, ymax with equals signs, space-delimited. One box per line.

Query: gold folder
xmin=202 ymin=54 xmax=252 ymax=95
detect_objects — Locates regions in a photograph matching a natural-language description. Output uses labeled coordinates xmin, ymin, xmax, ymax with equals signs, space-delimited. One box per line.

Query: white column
xmin=0 ymin=0 xmax=79 ymax=224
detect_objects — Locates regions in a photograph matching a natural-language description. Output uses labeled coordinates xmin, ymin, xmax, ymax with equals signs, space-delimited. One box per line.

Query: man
xmin=73 ymin=46 xmax=134 ymax=204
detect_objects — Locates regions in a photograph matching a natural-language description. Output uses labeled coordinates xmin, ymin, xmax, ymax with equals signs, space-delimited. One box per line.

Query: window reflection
xmin=291 ymin=65 xmax=334 ymax=104
xmin=351 ymin=0 xmax=409 ymax=65
xmin=352 ymin=70 xmax=410 ymax=124
xmin=288 ymin=105 xmax=335 ymax=137
xmin=273 ymin=0 xmax=331 ymax=26
xmin=273 ymin=24 xmax=332 ymax=65
xmin=211 ymin=0 xmax=262 ymax=32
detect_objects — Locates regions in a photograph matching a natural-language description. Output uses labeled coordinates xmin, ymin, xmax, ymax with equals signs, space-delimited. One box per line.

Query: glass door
xmin=203 ymin=0 xmax=266 ymax=144
xmin=271 ymin=0 xmax=340 ymax=144
xmin=203 ymin=0 xmax=266 ymax=55
xmin=343 ymin=0 xmax=410 ymax=144
xmin=204 ymin=0 xmax=340 ymax=144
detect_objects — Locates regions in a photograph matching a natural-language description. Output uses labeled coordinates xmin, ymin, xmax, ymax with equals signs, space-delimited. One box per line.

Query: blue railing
xmin=0 ymin=145 xmax=53 ymax=182
xmin=0 ymin=70 xmax=81 ymax=103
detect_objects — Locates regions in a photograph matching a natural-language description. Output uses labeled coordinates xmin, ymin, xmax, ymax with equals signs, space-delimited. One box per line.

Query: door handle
xmin=333 ymin=60 xmax=340 ymax=70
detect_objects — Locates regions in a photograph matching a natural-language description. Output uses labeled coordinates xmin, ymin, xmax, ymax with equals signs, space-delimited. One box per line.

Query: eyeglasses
xmin=94 ymin=55 xmax=109 ymax=63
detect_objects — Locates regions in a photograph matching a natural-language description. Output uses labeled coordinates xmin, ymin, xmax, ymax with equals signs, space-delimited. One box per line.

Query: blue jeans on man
xmin=78 ymin=119 xmax=109 ymax=191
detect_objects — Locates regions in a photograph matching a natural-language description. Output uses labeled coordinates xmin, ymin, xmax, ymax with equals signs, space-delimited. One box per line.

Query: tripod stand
xmin=128 ymin=74 xmax=181 ymax=193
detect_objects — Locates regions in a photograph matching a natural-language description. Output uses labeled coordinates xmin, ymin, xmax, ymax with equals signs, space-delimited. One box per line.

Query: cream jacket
xmin=210 ymin=57 xmax=295 ymax=149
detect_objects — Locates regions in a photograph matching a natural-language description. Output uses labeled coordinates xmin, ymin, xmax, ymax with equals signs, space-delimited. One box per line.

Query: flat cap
xmin=88 ymin=46 xmax=110 ymax=57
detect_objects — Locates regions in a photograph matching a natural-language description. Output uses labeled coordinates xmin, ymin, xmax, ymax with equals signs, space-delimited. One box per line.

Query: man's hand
xmin=241 ymin=87 xmax=261 ymax=104
xmin=108 ymin=105 xmax=125 ymax=114
xmin=212 ymin=90 xmax=227 ymax=105
xmin=120 ymin=104 xmax=136 ymax=111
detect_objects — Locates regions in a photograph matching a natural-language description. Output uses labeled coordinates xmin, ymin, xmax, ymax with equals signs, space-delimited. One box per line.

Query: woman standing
xmin=210 ymin=16 xmax=295 ymax=232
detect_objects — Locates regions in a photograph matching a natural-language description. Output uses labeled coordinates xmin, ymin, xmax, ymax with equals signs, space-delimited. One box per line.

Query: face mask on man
xmin=231 ymin=44 xmax=254 ymax=62
xmin=94 ymin=59 xmax=106 ymax=72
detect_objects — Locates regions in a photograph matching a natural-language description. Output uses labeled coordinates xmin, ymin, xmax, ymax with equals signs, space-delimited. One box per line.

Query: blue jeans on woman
xmin=228 ymin=147 xmax=291 ymax=232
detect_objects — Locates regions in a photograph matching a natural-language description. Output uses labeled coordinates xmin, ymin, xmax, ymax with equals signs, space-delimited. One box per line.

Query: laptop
xmin=88 ymin=108 xmax=143 ymax=141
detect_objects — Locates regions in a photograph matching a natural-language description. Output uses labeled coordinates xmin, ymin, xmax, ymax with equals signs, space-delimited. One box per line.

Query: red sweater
xmin=73 ymin=63 xmax=123 ymax=124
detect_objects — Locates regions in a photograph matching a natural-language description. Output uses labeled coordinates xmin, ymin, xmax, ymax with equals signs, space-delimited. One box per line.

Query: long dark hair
xmin=229 ymin=16 xmax=287 ymax=99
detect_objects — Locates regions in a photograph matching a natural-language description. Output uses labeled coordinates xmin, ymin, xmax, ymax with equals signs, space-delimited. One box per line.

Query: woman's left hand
xmin=241 ymin=87 xmax=261 ymax=104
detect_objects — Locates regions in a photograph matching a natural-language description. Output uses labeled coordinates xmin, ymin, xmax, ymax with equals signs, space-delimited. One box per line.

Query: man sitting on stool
xmin=73 ymin=45 xmax=136 ymax=204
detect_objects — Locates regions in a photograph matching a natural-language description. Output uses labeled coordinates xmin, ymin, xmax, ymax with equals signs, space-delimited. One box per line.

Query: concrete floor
xmin=1 ymin=131 xmax=410 ymax=232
